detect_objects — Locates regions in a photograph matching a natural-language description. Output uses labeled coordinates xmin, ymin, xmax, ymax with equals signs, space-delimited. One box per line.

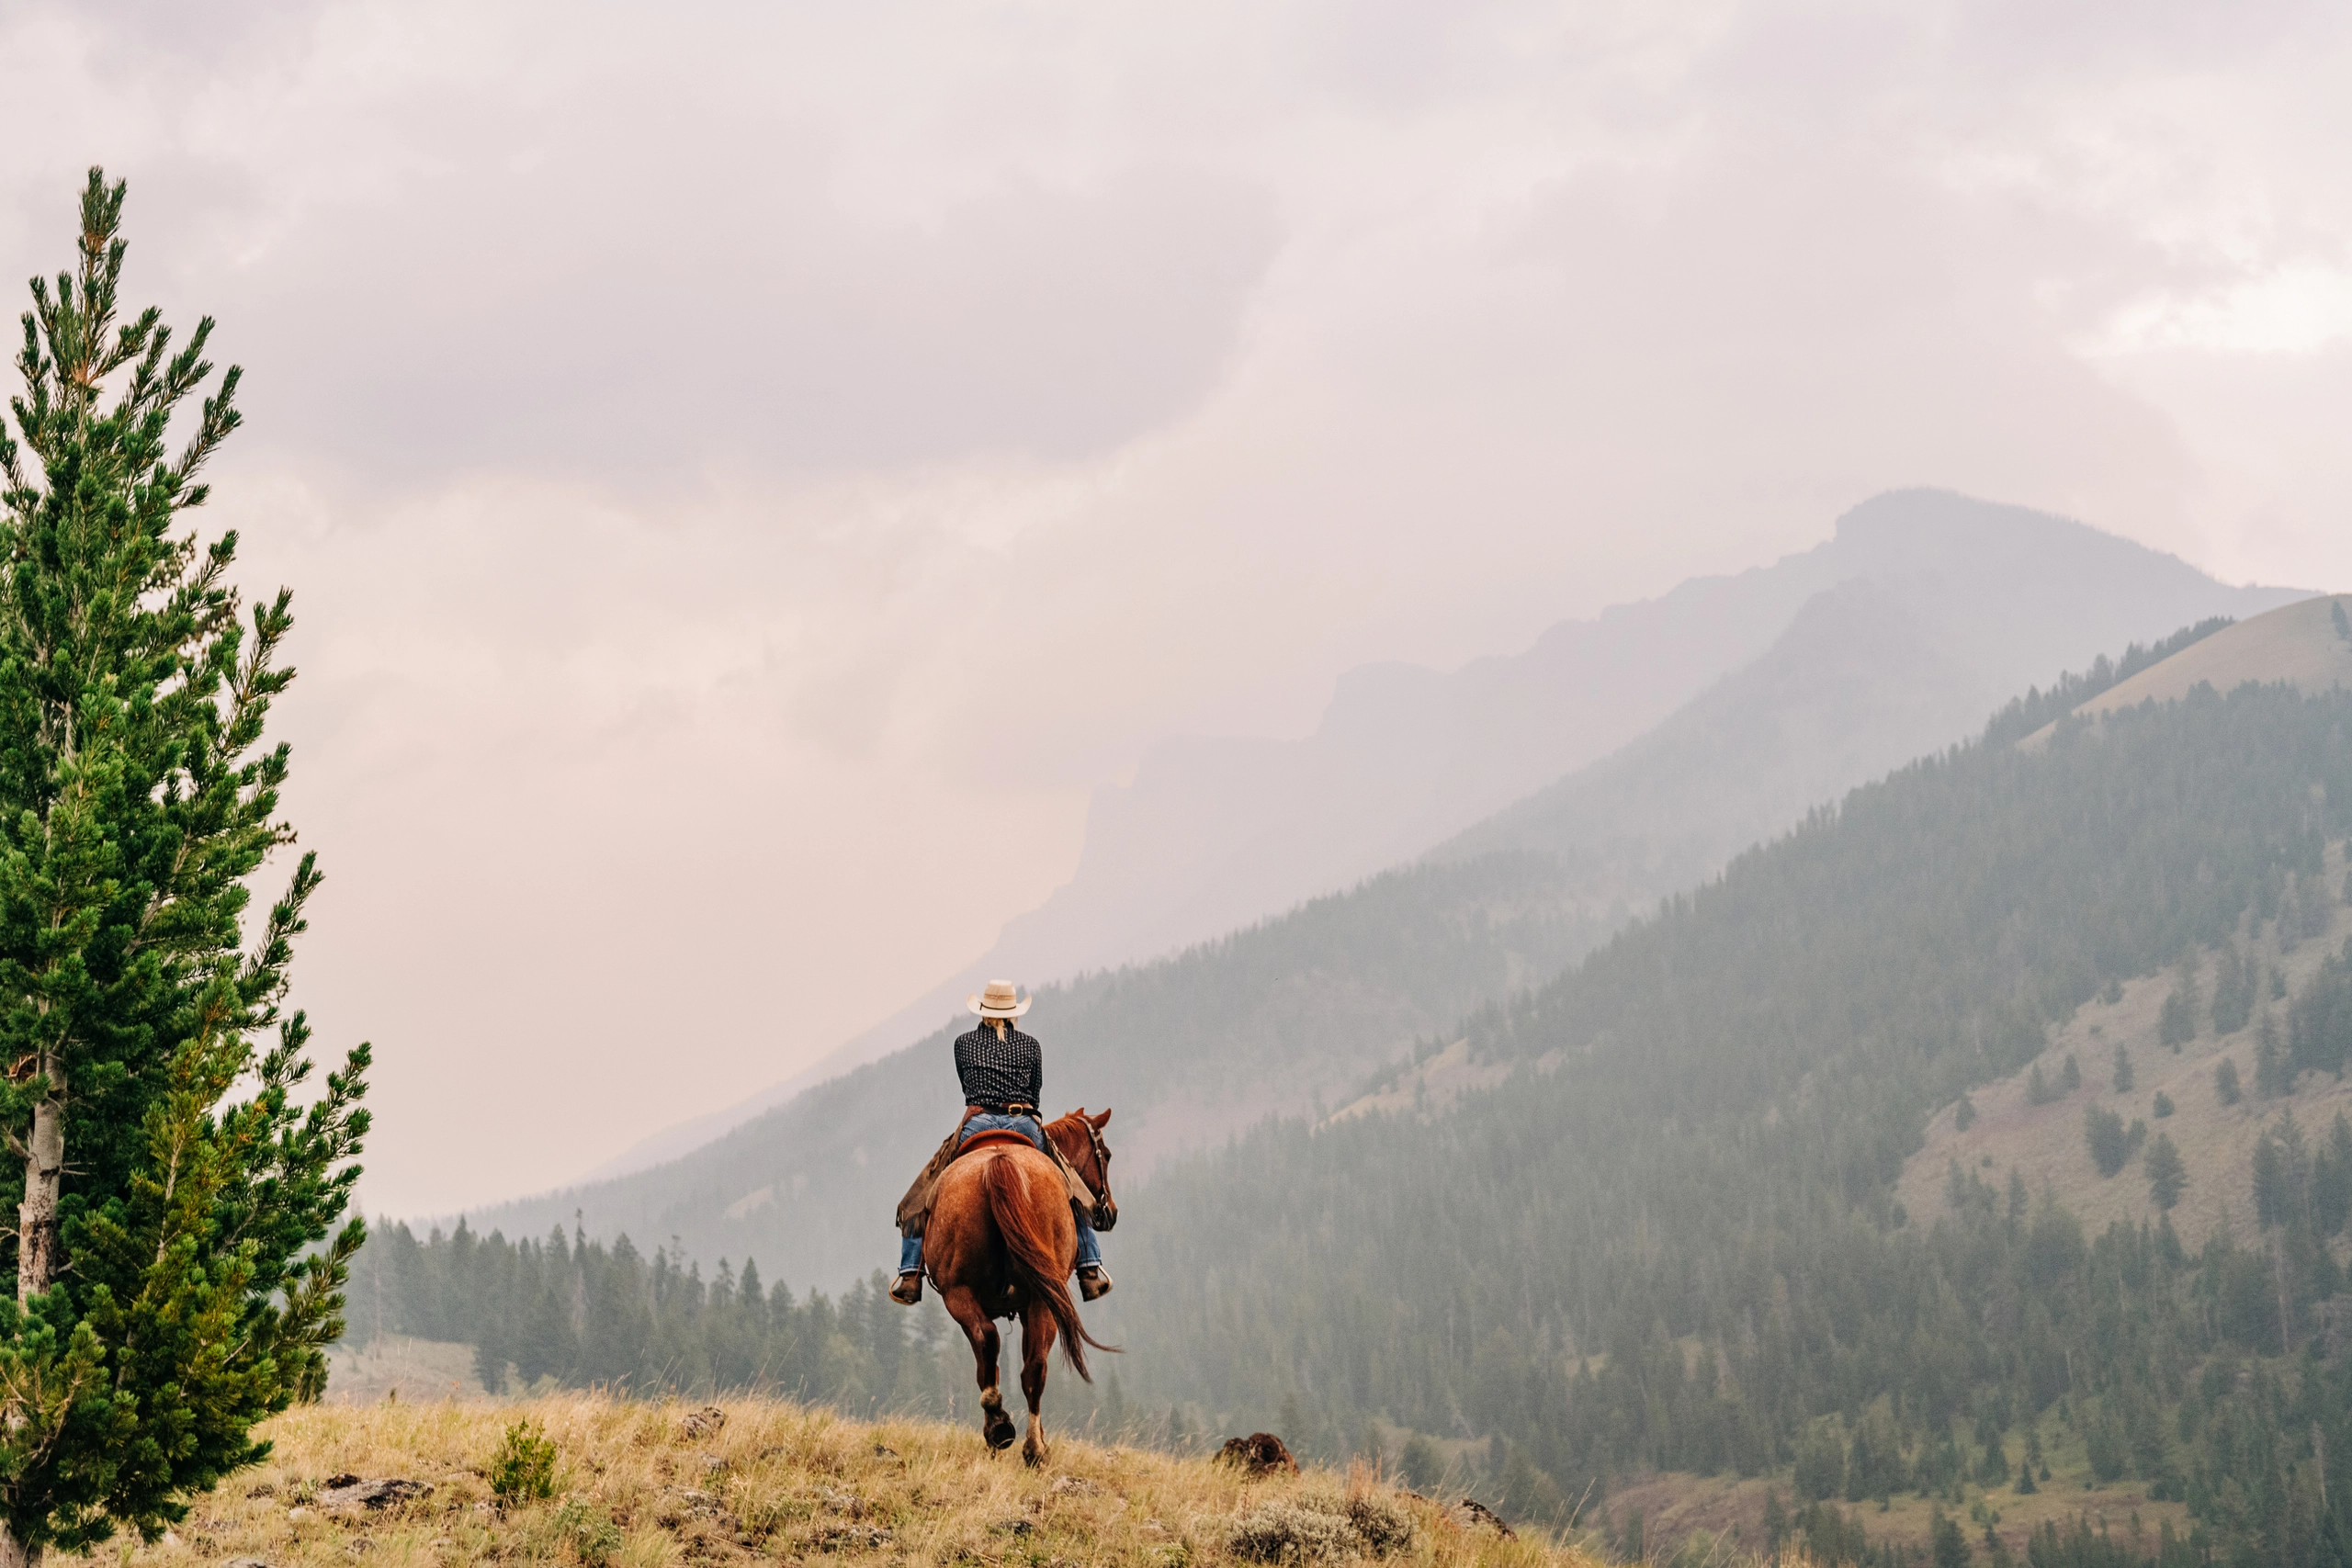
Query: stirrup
xmin=889 ymin=1271 xmax=923 ymax=1305
xmin=1078 ymin=1265 xmax=1113 ymax=1302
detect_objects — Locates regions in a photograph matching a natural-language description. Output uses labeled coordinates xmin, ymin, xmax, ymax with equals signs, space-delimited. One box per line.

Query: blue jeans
xmin=897 ymin=1115 xmax=1102 ymax=1275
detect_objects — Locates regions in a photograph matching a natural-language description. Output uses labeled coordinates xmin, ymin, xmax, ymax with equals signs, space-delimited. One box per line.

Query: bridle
xmin=1078 ymin=1116 xmax=1117 ymax=1232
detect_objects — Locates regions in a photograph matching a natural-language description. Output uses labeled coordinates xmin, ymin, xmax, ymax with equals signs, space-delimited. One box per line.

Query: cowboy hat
xmin=967 ymin=978 xmax=1033 ymax=1019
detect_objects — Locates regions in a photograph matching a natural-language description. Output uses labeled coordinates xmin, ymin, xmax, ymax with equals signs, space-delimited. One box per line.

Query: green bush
xmin=491 ymin=1418 xmax=560 ymax=1502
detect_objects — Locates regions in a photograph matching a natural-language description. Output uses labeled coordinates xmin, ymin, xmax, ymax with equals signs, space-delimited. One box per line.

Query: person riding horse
xmin=891 ymin=979 xmax=1113 ymax=1306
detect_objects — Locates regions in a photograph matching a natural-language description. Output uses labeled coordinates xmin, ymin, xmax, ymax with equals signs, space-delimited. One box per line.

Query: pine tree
xmin=2143 ymin=1133 xmax=2186 ymax=1211
xmin=2214 ymin=1057 xmax=2242 ymax=1106
xmin=2111 ymin=1045 xmax=2133 ymax=1093
xmin=2211 ymin=942 xmax=2255 ymax=1035
xmin=2253 ymin=1133 xmax=2289 ymax=1228
xmin=0 ymin=169 xmax=368 ymax=1566
xmin=2158 ymin=953 xmax=2199 ymax=1048
xmin=2061 ymin=1053 xmax=2082 ymax=1091
xmin=2084 ymin=1107 xmax=2130 ymax=1178
xmin=2255 ymin=1010 xmax=2290 ymax=1097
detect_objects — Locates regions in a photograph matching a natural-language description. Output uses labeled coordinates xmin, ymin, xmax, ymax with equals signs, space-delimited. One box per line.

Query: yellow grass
xmin=126 ymin=1395 xmax=1629 ymax=1568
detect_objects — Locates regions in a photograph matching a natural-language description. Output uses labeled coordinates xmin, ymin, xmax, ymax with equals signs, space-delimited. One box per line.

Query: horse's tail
xmin=982 ymin=1152 xmax=1118 ymax=1381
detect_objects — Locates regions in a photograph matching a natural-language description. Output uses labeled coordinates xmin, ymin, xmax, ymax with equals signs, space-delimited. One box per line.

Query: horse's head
xmin=1051 ymin=1108 xmax=1117 ymax=1231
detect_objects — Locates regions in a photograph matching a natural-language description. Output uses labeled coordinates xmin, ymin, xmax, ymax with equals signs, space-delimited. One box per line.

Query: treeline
xmin=1101 ymin=683 xmax=2352 ymax=1566
xmin=348 ymin=1221 xmax=965 ymax=1413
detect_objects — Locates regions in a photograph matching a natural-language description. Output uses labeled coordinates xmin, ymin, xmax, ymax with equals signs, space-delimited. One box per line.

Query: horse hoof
xmin=984 ymin=1416 xmax=1018 ymax=1451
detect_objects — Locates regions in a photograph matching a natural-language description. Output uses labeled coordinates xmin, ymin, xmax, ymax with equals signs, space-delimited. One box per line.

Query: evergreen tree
xmin=2143 ymin=1133 xmax=2186 ymax=1211
xmin=2158 ymin=955 xmax=2199 ymax=1048
xmin=2213 ymin=1057 xmax=2241 ymax=1105
xmin=2210 ymin=942 xmax=2255 ymax=1035
xmin=2111 ymin=1045 xmax=2133 ymax=1093
xmin=2061 ymin=1054 xmax=2082 ymax=1092
xmin=1929 ymin=1506 xmax=1969 ymax=1568
xmin=2252 ymin=1132 xmax=2290 ymax=1228
xmin=2084 ymin=1107 xmax=2130 ymax=1178
xmin=0 ymin=169 xmax=369 ymax=1566
xmin=2255 ymin=1010 xmax=2290 ymax=1096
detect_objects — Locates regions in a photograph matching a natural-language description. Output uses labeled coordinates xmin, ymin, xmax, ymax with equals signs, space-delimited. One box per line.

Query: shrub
xmin=1229 ymin=1487 xmax=1416 ymax=1562
xmin=2153 ymin=1091 xmax=2175 ymax=1119
xmin=554 ymin=1500 xmax=623 ymax=1566
xmin=1343 ymin=1493 xmax=1416 ymax=1555
xmin=492 ymin=1418 xmax=560 ymax=1502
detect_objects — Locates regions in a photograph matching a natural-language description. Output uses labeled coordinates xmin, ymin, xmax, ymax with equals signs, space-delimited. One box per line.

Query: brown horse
xmin=924 ymin=1108 xmax=1118 ymax=1465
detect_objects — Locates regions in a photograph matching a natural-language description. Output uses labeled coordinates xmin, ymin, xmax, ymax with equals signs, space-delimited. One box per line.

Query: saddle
xmin=896 ymin=1113 xmax=1098 ymax=1236
xmin=956 ymin=1128 xmax=1045 ymax=1158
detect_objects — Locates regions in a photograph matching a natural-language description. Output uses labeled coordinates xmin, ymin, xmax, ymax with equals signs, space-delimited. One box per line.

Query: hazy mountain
xmin=589 ymin=490 xmax=2306 ymax=1181
xmin=461 ymin=496 xmax=2304 ymax=1285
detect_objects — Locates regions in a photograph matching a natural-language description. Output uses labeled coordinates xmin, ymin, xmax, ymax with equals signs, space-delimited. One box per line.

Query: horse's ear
xmin=1090 ymin=1108 xmax=1112 ymax=1128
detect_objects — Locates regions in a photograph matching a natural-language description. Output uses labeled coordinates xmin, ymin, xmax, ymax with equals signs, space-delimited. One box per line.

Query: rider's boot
xmin=891 ymin=1233 xmax=923 ymax=1305
xmin=1077 ymin=1265 xmax=1113 ymax=1302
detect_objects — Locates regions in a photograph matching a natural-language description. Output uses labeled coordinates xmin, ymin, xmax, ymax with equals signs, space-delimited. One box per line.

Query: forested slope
xmin=1102 ymin=682 xmax=2352 ymax=1564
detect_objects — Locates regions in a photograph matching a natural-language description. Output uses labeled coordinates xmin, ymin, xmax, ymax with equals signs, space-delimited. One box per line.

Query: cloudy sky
xmin=2 ymin=0 xmax=2348 ymax=1215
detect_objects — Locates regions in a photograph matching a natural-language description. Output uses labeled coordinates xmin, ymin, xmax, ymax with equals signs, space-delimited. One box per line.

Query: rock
xmin=819 ymin=1487 xmax=865 ymax=1519
xmin=323 ymin=1473 xmax=360 ymax=1489
xmin=244 ymin=1483 xmax=277 ymax=1499
xmin=285 ymin=1508 xmax=314 ymax=1523
xmin=316 ymin=1478 xmax=435 ymax=1511
xmin=1048 ymin=1476 xmax=1102 ymax=1498
xmin=812 ymin=1524 xmax=892 ymax=1551
xmin=1450 ymin=1498 xmax=1516 ymax=1539
xmin=160 ymin=1531 xmax=182 ymax=1549
xmin=991 ymin=1517 xmax=1035 ymax=1536
xmin=223 ymin=1558 xmax=277 ymax=1568
xmin=676 ymin=1405 xmax=726 ymax=1440
xmin=1215 ymin=1433 xmax=1299 ymax=1477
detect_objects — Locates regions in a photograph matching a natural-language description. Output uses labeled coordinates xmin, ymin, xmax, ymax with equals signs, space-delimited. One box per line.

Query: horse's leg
xmin=1019 ymin=1300 xmax=1057 ymax=1468
xmin=944 ymin=1285 xmax=1016 ymax=1452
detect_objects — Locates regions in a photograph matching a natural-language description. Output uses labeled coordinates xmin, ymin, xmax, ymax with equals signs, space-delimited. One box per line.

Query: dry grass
xmin=124 ymin=1395 xmax=1623 ymax=1568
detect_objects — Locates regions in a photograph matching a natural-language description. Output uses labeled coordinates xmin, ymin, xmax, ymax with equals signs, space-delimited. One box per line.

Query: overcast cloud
xmin=3 ymin=0 xmax=2348 ymax=1215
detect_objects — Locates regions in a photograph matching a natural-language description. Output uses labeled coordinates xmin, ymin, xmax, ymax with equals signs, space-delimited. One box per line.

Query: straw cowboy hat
xmin=967 ymin=978 xmax=1033 ymax=1019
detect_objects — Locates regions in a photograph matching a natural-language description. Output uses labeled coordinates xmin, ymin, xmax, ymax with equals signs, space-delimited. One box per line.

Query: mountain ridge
xmin=581 ymin=491 xmax=2307 ymax=1188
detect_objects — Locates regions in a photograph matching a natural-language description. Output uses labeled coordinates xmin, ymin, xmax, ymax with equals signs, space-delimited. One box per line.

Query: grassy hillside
xmin=2067 ymin=594 xmax=2352 ymax=726
xmin=166 ymin=1394 xmax=1612 ymax=1568
xmin=1896 ymin=842 xmax=2352 ymax=1250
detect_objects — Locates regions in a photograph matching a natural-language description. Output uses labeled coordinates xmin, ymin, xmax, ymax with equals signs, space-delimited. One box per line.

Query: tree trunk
xmin=0 ymin=1524 xmax=39 ymax=1568
xmin=17 ymin=1061 xmax=63 ymax=1304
